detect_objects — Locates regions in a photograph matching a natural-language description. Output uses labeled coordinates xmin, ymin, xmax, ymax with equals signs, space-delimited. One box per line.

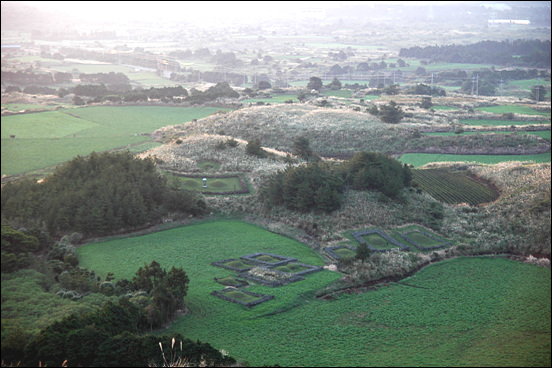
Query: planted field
xmin=474 ymin=105 xmax=551 ymax=117
xmin=320 ymin=89 xmax=353 ymax=98
xmin=401 ymin=230 xmax=450 ymax=250
xmin=333 ymin=247 xmax=357 ymax=259
xmin=362 ymin=233 xmax=401 ymax=250
xmin=425 ymin=131 xmax=551 ymax=141
xmin=398 ymin=152 xmax=551 ymax=167
xmin=412 ymin=168 xmax=499 ymax=205
xmin=1 ymin=106 xmax=226 ymax=176
xmin=273 ymin=263 xmax=311 ymax=274
xmin=241 ymin=94 xmax=298 ymax=104
xmin=167 ymin=174 xmax=247 ymax=194
xmin=459 ymin=119 xmax=547 ymax=126
xmin=215 ymin=276 xmax=248 ymax=287
xmin=75 ymin=222 xmax=550 ymax=366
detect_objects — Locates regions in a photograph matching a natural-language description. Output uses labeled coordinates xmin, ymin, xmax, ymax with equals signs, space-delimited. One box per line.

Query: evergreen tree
xmin=379 ymin=101 xmax=404 ymax=124
xmin=355 ymin=243 xmax=371 ymax=261
xmin=307 ymin=76 xmax=323 ymax=91
xmin=530 ymin=85 xmax=547 ymax=101
xmin=245 ymin=138 xmax=266 ymax=157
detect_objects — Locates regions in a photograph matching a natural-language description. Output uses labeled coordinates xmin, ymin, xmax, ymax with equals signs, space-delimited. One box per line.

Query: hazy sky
xmin=16 ymin=1 xmax=450 ymax=26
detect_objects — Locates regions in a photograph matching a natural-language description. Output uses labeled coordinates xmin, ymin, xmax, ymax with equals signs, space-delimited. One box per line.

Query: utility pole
xmin=499 ymin=79 xmax=504 ymax=96
xmin=471 ymin=75 xmax=475 ymax=95
xmin=476 ymin=74 xmax=479 ymax=96
xmin=431 ymin=73 xmax=434 ymax=89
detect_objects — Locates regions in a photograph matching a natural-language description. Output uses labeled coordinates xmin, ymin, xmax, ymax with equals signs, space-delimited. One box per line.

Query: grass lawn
xmin=1 ymin=106 xmax=228 ymax=176
xmin=77 ymin=225 xmax=550 ymax=366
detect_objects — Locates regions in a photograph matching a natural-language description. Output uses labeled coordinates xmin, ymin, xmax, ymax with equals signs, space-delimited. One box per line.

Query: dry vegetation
xmin=139 ymin=103 xmax=550 ymax=261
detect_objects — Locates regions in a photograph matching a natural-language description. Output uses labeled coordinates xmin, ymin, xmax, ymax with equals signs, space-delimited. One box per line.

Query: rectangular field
xmin=397 ymin=152 xmax=551 ymax=168
xmin=1 ymin=106 xmax=228 ymax=176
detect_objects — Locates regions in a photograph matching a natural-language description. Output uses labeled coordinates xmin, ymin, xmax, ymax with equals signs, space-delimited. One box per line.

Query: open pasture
xmin=77 ymin=224 xmax=550 ymax=367
xmin=1 ymin=106 xmax=226 ymax=176
xmin=412 ymin=168 xmax=499 ymax=206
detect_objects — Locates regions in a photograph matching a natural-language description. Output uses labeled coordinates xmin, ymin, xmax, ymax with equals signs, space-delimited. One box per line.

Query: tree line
xmin=261 ymin=151 xmax=412 ymax=213
xmin=399 ymin=39 xmax=551 ymax=68
xmin=1 ymin=151 xmax=207 ymax=237
xmin=0 ymin=224 xmax=235 ymax=367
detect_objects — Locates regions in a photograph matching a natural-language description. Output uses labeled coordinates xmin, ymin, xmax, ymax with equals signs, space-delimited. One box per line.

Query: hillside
xmin=151 ymin=102 xmax=550 ymax=160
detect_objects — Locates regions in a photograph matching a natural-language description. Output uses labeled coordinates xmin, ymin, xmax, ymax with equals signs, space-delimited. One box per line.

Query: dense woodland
xmin=1 ymin=151 xmax=207 ymax=237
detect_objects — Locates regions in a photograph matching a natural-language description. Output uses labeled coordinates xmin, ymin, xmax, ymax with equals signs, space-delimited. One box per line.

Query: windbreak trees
xmin=1 ymin=151 xmax=207 ymax=237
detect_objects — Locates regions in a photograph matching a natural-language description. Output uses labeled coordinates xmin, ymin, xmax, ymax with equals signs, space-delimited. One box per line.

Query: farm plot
xmin=474 ymin=105 xmax=551 ymax=118
xmin=459 ymin=119 xmax=547 ymax=127
xmin=412 ymin=168 xmax=499 ymax=206
xmin=401 ymin=230 xmax=450 ymax=251
xmin=1 ymin=106 xmax=226 ymax=176
xmin=352 ymin=229 xmax=410 ymax=252
xmin=325 ymin=245 xmax=357 ymax=260
xmin=397 ymin=151 xmax=551 ymax=167
xmin=165 ymin=173 xmax=250 ymax=194
xmin=76 ymin=222 xmax=549 ymax=366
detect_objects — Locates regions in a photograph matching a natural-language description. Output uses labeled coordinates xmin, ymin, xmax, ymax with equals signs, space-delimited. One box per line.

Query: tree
xmin=326 ymin=77 xmax=342 ymax=90
xmin=245 ymin=138 xmax=266 ymax=157
xmin=355 ymin=243 xmax=371 ymax=261
xmin=292 ymin=136 xmax=318 ymax=162
xmin=415 ymin=66 xmax=427 ymax=76
xmin=72 ymin=96 xmax=85 ymax=105
xmin=379 ymin=101 xmax=404 ymax=124
xmin=257 ymin=80 xmax=271 ymax=90
xmin=307 ymin=76 xmax=323 ymax=91
xmin=420 ymin=96 xmax=433 ymax=109
xmin=530 ymin=85 xmax=547 ymax=101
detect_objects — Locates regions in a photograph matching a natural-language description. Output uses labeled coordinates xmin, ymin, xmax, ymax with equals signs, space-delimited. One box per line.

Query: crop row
xmin=413 ymin=169 xmax=498 ymax=205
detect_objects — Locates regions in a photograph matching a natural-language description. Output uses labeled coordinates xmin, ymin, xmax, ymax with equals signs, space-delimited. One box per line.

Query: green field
xmin=474 ymin=106 xmax=551 ymax=117
xmin=459 ymin=119 xmax=549 ymax=127
xmin=76 ymin=221 xmax=551 ymax=366
xmin=321 ymin=89 xmax=354 ymax=98
xmin=412 ymin=169 xmax=499 ymax=206
xmin=424 ymin=131 xmax=551 ymax=141
xmin=241 ymin=94 xmax=298 ymax=104
xmin=167 ymin=175 xmax=245 ymax=193
xmin=398 ymin=152 xmax=551 ymax=167
xmin=1 ymin=106 xmax=227 ymax=176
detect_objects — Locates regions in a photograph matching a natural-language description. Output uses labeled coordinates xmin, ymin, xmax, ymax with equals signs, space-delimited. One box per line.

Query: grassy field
xmin=76 ymin=221 xmax=551 ymax=366
xmin=1 ymin=106 xmax=227 ymax=176
xmin=424 ymin=131 xmax=551 ymax=141
xmin=474 ymin=106 xmax=551 ymax=117
xmin=398 ymin=152 xmax=551 ymax=168
xmin=458 ymin=119 xmax=548 ymax=126
xmin=241 ymin=94 xmax=298 ymax=104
